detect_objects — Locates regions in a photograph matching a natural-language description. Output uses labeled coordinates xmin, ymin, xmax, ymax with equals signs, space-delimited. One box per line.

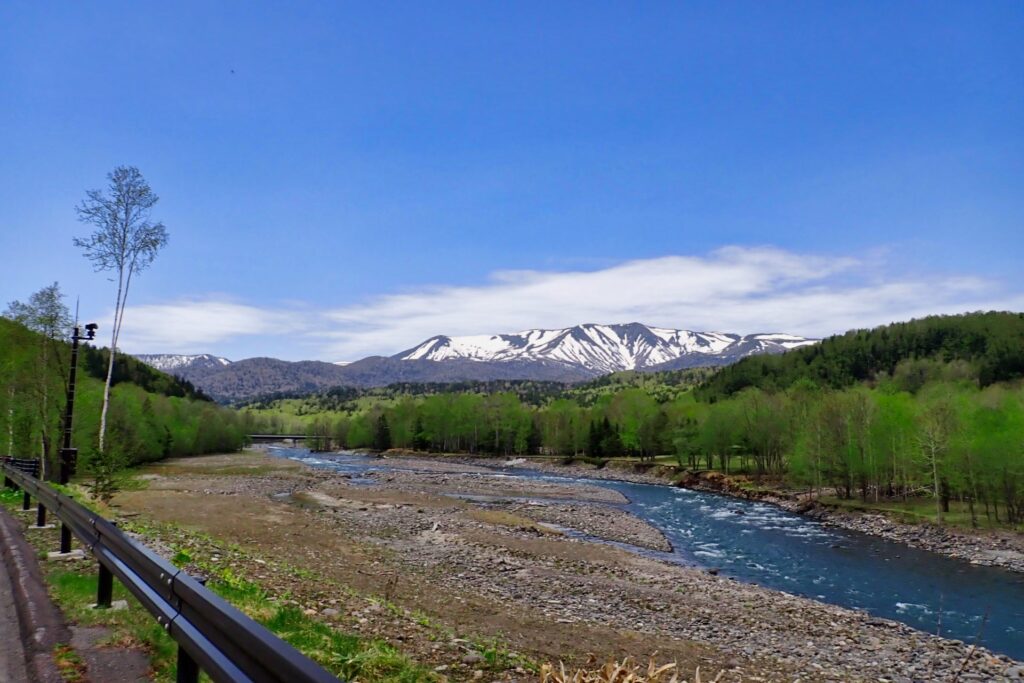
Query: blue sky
xmin=1 ymin=2 xmax=1021 ymax=361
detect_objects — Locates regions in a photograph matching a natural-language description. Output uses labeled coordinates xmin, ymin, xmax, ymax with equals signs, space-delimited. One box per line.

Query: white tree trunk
xmin=98 ymin=270 xmax=126 ymax=453
xmin=98 ymin=341 xmax=115 ymax=453
xmin=6 ymin=385 xmax=13 ymax=457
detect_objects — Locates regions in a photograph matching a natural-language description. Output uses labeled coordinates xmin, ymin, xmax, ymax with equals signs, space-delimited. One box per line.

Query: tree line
xmin=246 ymin=313 xmax=1024 ymax=527
xmin=2 ymin=298 xmax=250 ymax=489
xmin=272 ymin=375 xmax=1022 ymax=525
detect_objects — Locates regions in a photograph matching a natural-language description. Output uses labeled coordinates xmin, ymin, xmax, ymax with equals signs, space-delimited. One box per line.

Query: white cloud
xmin=115 ymin=299 xmax=306 ymax=354
xmin=111 ymin=246 xmax=1024 ymax=360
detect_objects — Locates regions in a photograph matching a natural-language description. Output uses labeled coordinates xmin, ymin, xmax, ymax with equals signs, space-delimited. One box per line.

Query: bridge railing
xmin=1 ymin=460 xmax=341 ymax=683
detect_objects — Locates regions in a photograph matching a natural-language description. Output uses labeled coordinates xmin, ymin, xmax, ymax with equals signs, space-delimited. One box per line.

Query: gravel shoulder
xmin=114 ymin=451 xmax=1024 ymax=682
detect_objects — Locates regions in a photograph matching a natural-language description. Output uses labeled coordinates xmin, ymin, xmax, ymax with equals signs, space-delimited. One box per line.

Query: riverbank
xmin=461 ymin=455 xmax=1024 ymax=574
xmin=114 ymin=450 xmax=1023 ymax=681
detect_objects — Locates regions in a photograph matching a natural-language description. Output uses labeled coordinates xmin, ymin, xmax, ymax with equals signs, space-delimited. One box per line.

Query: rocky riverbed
xmin=115 ymin=451 xmax=1024 ymax=682
xmin=477 ymin=456 xmax=1024 ymax=574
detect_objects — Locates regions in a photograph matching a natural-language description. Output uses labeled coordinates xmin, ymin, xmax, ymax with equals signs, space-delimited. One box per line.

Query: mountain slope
xmin=397 ymin=323 xmax=814 ymax=374
xmin=135 ymin=322 xmax=815 ymax=402
xmin=134 ymin=353 xmax=232 ymax=374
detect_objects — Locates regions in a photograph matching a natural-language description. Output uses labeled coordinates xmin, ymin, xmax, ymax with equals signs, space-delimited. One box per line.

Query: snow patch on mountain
xmin=134 ymin=353 xmax=232 ymax=373
xmin=395 ymin=323 xmax=815 ymax=375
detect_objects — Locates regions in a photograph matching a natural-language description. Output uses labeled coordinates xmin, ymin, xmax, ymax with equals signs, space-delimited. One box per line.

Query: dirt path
xmin=113 ymin=451 xmax=1023 ymax=682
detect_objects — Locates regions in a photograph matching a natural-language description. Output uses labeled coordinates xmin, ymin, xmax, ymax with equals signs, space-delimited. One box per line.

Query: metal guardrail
xmin=2 ymin=458 xmax=40 ymax=518
xmin=1 ymin=460 xmax=341 ymax=683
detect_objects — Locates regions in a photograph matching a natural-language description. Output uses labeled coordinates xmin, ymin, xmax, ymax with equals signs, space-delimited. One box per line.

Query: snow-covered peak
xmin=395 ymin=323 xmax=816 ymax=375
xmin=133 ymin=353 xmax=232 ymax=373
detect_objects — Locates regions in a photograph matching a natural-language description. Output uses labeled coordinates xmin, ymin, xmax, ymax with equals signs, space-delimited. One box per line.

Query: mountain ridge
xmin=397 ymin=323 xmax=814 ymax=374
xmin=134 ymin=322 xmax=816 ymax=402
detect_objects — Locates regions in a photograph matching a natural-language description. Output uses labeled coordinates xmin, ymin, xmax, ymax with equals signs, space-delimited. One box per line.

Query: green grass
xmin=48 ymin=568 xmax=180 ymax=680
xmin=1 ymin=483 xmax=436 ymax=683
xmin=470 ymin=637 xmax=535 ymax=672
xmin=821 ymin=495 xmax=1023 ymax=531
xmin=0 ymin=487 xmax=22 ymax=505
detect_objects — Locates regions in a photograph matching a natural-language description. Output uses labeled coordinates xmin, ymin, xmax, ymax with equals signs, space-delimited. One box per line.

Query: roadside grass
xmin=201 ymin=565 xmax=432 ymax=682
xmin=1 ymin=483 xmax=436 ymax=683
xmin=155 ymin=540 xmax=438 ymax=682
xmin=0 ymin=487 xmax=22 ymax=505
xmin=157 ymin=519 xmax=537 ymax=678
xmin=48 ymin=568 xmax=180 ymax=679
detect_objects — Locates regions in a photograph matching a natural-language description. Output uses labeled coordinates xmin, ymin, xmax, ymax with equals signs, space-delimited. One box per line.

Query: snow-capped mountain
xmin=133 ymin=353 xmax=232 ymax=374
xmin=132 ymin=323 xmax=815 ymax=402
xmin=396 ymin=323 xmax=815 ymax=375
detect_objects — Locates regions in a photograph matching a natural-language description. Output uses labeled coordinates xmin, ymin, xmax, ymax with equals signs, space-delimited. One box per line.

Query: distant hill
xmin=81 ymin=346 xmax=210 ymax=401
xmin=695 ymin=311 xmax=1024 ymax=401
xmin=142 ymin=355 xmax=593 ymax=403
xmin=134 ymin=322 xmax=814 ymax=403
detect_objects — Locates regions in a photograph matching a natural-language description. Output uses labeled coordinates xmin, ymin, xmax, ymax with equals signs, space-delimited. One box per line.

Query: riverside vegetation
xmin=245 ymin=312 xmax=1024 ymax=529
xmin=0 ymin=309 xmax=251 ymax=494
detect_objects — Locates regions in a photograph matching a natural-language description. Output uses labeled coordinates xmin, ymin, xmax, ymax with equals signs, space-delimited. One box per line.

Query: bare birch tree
xmin=918 ymin=397 xmax=957 ymax=524
xmin=74 ymin=166 xmax=168 ymax=453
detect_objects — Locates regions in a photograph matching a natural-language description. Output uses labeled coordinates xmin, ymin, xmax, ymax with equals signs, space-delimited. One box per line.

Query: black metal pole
xmin=60 ymin=326 xmax=80 ymax=483
xmin=36 ymin=501 xmax=46 ymax=527
xmin=176 ymin=646 xmax=199 ymax=683
xmin=96 ymin=563 xmax=113 ymax=608
xmin=21 ymin=490 xmax=30 ymax=511
xmin=176 ymin=573 xmax=202 ymax=683
xmin=58 ymin=326 xmax=81 ymax=555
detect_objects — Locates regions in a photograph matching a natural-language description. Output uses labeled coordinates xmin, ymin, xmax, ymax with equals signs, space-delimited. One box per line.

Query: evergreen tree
xmin=374 ymin=414 xmax=392 ymax=451
xmin=412 ymin=416 xmax=429 ymax=450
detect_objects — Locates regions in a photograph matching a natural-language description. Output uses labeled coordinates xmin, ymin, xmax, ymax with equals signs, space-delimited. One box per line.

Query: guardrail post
xmin=96 ymin=563 xmax=114 ymax=609
xmin=22 ymin=490 xmax=31 ymax=511
xmin=60 ymin=522 xmax=72 ymax=554
xmin=176 ymin=646 xmax=199 ymax=683
xmin=174 ymin=574 xmax=205 ymax=683
xmin=36 ymin=502 xmax=47 ymax=527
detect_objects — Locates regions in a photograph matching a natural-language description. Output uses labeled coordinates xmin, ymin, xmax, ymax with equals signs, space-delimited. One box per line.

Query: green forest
xmin=248 ymin=313 xmax=1024 ymax=526
xmin=1 ymin=313 xmax=250 ymax=480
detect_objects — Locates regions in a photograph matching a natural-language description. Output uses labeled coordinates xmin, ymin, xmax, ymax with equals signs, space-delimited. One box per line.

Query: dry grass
xmin=540 ymin=658 xmax=723 ymax=683
xmin=468 ymin=509 xmax=562 ymax=535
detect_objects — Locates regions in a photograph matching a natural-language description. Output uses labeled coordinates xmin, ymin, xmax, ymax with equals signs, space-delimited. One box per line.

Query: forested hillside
xmin=244 ymin=367 xmax=714 ymax=414
xmin=697 ymin=312 xmax=1024 ymax=400
xmin=0 ymin=316 xmax=250 ymax=478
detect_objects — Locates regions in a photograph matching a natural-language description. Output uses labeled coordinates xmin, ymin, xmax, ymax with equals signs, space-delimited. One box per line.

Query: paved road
xmin=0 ymin=546 xmax=30 ymax=683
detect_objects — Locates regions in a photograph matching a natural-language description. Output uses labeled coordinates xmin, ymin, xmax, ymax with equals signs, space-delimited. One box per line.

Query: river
xmin=270 ymin=447 xmax=1024 ymax=659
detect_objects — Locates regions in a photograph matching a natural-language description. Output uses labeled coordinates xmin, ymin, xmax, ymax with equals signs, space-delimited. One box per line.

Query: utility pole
xmin=56 ymin=323 xmax=96 ymax=554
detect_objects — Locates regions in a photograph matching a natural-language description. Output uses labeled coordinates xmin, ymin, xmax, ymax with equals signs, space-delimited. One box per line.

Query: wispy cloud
xmin=115 ymin=246 xmax=1024 ymax=360
xmin=115 ymin=299 xmax=307 ymax=353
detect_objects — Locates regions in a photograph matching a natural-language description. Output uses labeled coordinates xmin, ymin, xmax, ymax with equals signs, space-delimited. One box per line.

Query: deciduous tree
xmin=75 ymin=166 xmax=168 ymax=453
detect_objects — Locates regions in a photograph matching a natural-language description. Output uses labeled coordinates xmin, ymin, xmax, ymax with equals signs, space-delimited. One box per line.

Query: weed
xmin=52 ymin=644 xmax=87 ymax=682
xmin=540 ymin=658 xmax=723 ymax=683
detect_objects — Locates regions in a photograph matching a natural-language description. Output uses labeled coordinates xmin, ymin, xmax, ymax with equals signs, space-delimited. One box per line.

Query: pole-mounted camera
xmin=58 ymin=321 xmax=98 ymax=553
